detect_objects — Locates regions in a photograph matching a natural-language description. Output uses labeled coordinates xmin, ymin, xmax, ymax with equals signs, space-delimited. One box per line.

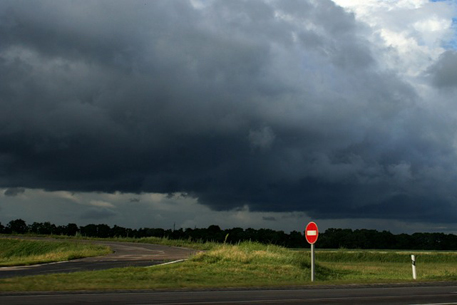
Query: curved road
xmin=0 ymin=239 xmax=198 ymax=279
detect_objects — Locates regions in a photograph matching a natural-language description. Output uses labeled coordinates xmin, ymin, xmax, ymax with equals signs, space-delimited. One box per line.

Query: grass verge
xmin=0 ymin=237 xmax=111 ymax=266
xmin=316 ymin=249 xmax=457 ymax=282
xmin=29 ymin=234 xmax=218 ymax=251
xmin=2 ymin=241 xmax=457 ymax=292
xmin=99 ymin=236 xmax=218 ymax=251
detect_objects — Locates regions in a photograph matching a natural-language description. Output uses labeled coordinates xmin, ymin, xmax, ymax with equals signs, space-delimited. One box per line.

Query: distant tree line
xmin=2 ymin=219 xmax=457 ymax=250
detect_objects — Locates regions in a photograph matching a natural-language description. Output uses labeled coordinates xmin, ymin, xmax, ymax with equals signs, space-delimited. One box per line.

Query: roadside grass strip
xmin=38 ymin=234 xmax=218 ymax=251
xmin=1 ymin=241 xmax=457 ymax=291
xmin=0 ymin=238 xmax=111 ymax=267
xmin=316 ymin=249 xmax=457 ymax=282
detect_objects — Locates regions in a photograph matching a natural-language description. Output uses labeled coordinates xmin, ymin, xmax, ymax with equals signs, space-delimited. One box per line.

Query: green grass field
xmin=1 ymin=239 xmax=457 ymax=291
xmin=316 ymin=249 xmax=457 ymax=282
xmin=0 ymin=237 xmax=111 ymax=266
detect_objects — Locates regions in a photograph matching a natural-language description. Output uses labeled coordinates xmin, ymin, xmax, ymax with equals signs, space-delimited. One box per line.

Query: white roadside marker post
xmin=411 ymin=255 xmax=417 ymax=280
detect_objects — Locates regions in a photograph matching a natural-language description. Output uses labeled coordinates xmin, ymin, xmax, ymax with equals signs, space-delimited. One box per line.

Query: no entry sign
xmin=305 ymin=221 xmax=319 ymax=282
xmin=305 ymin=221 xmax=319 ymax=245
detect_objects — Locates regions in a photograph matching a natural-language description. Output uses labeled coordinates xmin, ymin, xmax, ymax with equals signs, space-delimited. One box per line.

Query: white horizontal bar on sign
xmin=307 ymin=230 xmax=317 ymax=236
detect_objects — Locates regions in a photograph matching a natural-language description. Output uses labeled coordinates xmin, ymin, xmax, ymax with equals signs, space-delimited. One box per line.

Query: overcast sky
xmin=1 ymin=0 xmax=457 ymax=234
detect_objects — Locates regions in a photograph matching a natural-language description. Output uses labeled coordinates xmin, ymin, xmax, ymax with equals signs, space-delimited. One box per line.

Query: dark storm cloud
xmin=1 ymin=0 xmax=456 ymax=224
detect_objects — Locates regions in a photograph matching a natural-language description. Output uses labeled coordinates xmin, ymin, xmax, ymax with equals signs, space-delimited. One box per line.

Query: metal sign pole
xmin=311 ymin=244 xmax=315 ymax=282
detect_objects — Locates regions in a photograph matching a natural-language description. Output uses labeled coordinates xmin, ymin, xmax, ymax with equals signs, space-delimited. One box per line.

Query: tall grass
xmin=0 ymin=238 xmax=111 ymax=266
xmin=189 ymin=241 xmax=341 ymax=282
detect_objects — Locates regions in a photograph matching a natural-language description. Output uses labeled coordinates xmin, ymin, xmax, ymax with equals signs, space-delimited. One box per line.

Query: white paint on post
xmin=411 ymin=255 xmax=417 ymax=280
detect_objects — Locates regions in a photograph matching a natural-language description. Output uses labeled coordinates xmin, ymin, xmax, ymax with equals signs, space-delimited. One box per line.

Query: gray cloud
xmin=262 ymin=216 xmax=277 ymax=221
xmin=0 ymin=0 xmax=456 ymax=225
xmin=428 ymin=50 xmax=457 ymax=88
xmin=80 ymin=208 xmax=117 ymax=220
xmin=249 ymin=127 xmax=275 ymax=151
xmin=4 ymin=187 xmax=25 ymax=197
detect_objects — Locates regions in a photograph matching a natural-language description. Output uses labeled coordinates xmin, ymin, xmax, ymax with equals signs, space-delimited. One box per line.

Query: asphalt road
xmin=0 ymin=240 xmax=197 ymax=279
xmin=2 ymin=284 xmax=457 ymax=304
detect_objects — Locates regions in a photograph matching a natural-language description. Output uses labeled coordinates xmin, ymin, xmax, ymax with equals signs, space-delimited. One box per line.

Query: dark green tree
xmin=29 ymin=222 xmax=57 ymax=235
xmin=80 ymin=224 xmax=98 ymax=237
xmin=7 ymin=219 xmax=28 ymax=234
xmin=65 ymin=223 xmax=79 ymax=236
xmin=111 ymin=225 xmax=128 ymax=237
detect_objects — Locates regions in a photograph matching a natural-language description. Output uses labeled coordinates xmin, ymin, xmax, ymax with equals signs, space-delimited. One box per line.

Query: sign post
xmin=305 ymin=222 xmax=319 ymax=282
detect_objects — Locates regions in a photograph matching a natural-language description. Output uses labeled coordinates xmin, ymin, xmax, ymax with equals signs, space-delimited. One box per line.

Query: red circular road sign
xmin=305 ymin=222 xmax=319 ymax=244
